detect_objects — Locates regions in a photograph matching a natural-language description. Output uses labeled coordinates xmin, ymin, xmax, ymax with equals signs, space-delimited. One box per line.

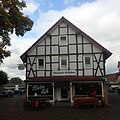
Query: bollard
xmin=35 ymin=100 xmax=39 ymax=109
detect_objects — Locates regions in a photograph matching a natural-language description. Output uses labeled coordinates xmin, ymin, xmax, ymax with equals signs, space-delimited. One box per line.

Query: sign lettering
xmin=32 ymin=85 xmax=49 ymax=95
xmin=52 ymin=70 xmax=76 ymax=76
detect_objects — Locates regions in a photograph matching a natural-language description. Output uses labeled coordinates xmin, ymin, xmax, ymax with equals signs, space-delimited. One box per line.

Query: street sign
xmin=18 ymin=64 xmax=25 ymax=70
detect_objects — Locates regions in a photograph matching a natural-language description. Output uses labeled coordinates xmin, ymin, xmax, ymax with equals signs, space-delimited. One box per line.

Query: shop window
xmin=28 ymin=83 xmax=53 ymax=100
xmin=75 ymin=83 xmax=102 ymax=97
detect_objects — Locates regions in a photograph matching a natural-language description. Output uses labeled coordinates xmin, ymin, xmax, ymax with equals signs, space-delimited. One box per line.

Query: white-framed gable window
xmin=84 ymin=55 xmax=92 ymax=68
xmin=37 ymin=57 xmax=44 ymax=69
xmin=59 ymin=36 xmax=67 ymax=45
xmin=60 ymin=56 xmax=68 ymax=69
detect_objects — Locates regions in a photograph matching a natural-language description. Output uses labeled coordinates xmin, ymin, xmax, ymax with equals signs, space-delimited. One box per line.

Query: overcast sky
xmin=1 ymin=0 xmax=120 ymax=80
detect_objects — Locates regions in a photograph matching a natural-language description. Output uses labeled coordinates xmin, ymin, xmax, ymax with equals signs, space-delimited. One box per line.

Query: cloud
xmin=0 ymin=35 xmax=36 ymax=80
xmin=29 ymin=0 xmax=120 ymax=74
xmin=23 ymin=1 xmax=40 ymax=15
xmin=1 ymin=0 xmax=120 ymax=79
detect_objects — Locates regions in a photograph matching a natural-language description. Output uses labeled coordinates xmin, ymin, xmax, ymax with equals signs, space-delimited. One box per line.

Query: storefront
xmin=24 ymin=76 xmax=108 ymax=108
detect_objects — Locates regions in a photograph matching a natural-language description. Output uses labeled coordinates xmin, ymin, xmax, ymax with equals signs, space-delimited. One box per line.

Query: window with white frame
xmin=37 ymin=57 xmax=44 ymax=69
xmin=59 ymin=36 xmax=67 ymax=45
xmin=60 ymin=56 xmax=68 ymax=69
xmin=84 ymin=55 xmax=92 ymax=68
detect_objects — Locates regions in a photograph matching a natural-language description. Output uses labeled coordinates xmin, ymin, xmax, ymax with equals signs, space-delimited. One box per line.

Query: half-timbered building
xmin=117 ymin=61 xmax=120 ymax=84
xmin=21 ymin=17 xmax=112 ymax=108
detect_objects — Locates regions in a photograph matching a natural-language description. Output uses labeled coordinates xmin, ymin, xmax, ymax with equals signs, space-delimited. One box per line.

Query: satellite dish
xmin=18 ymin=64 xmax=25 ymax=70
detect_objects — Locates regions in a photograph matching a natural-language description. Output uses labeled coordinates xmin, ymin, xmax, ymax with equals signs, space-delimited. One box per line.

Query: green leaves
xmin=0 ymin=0 xmax=33 ymax=63
xmin=0 ymin=70 xmax=8 ymax=86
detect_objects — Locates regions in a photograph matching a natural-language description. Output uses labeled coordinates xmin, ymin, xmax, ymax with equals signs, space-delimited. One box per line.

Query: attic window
xmin=60 ymin=36 xmax=67 ymax=45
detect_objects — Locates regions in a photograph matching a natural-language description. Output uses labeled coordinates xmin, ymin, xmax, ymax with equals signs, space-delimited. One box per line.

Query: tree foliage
xmin=0 ymin=0 xmax=33 ymax=63
xmin=0 ymin=70 xmax=8 ymax=86
xmin=8 ymin=77 xmax=23 ymax=85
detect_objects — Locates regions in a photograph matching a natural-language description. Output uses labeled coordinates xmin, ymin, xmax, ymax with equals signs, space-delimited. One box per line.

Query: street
xmin=0 ymin=93 xmax=120 ymax=120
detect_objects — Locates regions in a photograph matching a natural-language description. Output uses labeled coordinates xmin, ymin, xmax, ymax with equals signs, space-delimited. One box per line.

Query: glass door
xmin=61 ymin=87 xmax=68 ymax=99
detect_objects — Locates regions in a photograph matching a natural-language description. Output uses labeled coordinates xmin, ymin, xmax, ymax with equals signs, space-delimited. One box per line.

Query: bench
xmin=73 ymin=97 xmax=99 ymax=108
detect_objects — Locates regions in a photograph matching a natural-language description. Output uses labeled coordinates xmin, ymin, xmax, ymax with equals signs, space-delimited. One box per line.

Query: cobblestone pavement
xmin=0 ymin=93 xmax=120 ymax=120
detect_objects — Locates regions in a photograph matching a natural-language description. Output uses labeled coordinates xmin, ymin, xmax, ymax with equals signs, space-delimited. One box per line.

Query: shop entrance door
xmin=61 ymin=87 xmax=68 ymax=100
xmin=54 ymin=82 xmax=70 ymax=102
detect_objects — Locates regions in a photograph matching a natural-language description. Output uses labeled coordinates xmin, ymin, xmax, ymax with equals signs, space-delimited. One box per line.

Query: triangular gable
xmin=21 ymin=16 xmax=112 ymax=62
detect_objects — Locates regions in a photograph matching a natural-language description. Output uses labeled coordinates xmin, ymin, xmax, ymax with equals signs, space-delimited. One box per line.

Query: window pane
xmin=60 ymin=56 xmax=68 ymax=69
xmin=60 ymin=36 xmax=67 ymax=45
xmin=61 ymin=59 xmax=67 ymax=66
xmin=28 ymin=83 xmax=53 ymax=95
xmin=85 ymin=57 xmax=90 ymax=65
xmin=75 ymin=83 xmax=102 ymax=96
xmin=61 ymin=36 xmax=66 ymax=40
xmin=38 ymin=59 xmax=44 ymax=67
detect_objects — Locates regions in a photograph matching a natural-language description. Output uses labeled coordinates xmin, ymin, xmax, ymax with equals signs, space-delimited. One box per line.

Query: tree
xmin=0 ymin=70 xmax=8 ymax=86
xmin=0 ymin=0 xmax=33 ymax=63
xmin=8 ymin=77 xmax=23 ymax=85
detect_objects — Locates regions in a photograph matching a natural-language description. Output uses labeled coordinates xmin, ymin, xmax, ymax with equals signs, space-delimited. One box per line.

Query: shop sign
xmin=28 ymin=83 xmax=53 ymax=95
xmin=52 ymin=70 xmax=76 ymax=76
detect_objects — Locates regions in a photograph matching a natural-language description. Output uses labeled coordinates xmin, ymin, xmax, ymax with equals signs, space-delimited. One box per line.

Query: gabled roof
xmin=20 ymin=16 xmax=112 ymax=62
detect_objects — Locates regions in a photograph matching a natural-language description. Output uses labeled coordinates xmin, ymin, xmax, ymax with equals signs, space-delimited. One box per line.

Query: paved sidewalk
xmin=0 ymin=94 xmax=120 ymax=120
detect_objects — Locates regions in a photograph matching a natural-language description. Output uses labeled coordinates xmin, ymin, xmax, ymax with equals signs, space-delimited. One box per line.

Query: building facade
xmin=117 ymin=61 xmax=120 ymax=84
xmin=21 ymin=17 xmax=112 ymax=107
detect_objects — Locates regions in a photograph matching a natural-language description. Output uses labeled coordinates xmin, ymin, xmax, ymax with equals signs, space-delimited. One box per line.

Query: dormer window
xmin=60 ymin=36 xmax=67 ymax=45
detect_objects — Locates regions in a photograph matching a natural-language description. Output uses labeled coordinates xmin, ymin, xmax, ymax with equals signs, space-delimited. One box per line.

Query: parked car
xmin=14 ymin=90 xmax=23 ymax=95
xmin=0 ymin=90 xmax=14 ymax=97
xmin=110 ymin=84 xmax=119 ymax=91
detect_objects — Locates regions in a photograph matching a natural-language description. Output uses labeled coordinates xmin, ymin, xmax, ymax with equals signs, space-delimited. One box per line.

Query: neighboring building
xmin=117 ymin=61 xmax=120 ymax=73
xmin=117 ymin=61 xmax=120 ymax=93
xmin=20 ymin=17 xmax=112 ymax=108
xmin=117 ymin=61 xmax=120 ymax=84
xmin=106 ymin=72 xmax=119 ymax=90
xmin=4 ymin=84 xmax=25 ymax=90
xmin=107 ymin=73 xmax=118 ymax=84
